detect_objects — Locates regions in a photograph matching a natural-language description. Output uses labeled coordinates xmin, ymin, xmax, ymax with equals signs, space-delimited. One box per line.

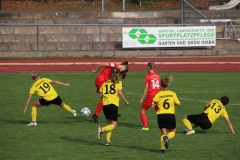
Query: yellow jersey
xmin=204 ymin=99 xmax=229 ymax=124
xmin=29 ymin=78 xmax=58 ymax=101
xmin=99 ymin=80 xmax=122 ymax=107
xmin=153 ymin=90 xmax=180 ymax=115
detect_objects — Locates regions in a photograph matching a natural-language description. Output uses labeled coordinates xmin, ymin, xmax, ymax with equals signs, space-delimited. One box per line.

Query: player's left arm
xmin=50 ymin=80 xmax=70 ymax=87
xmin=225 ymin=117 xmax=235 ymax=134
xmin=118 ymin=90 xmax=129 ymax=106
xmin=23 ymin=94 xmax=33 ymax=114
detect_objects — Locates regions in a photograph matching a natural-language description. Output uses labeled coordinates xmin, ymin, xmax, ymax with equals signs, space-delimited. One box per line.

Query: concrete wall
xmin=0 ymin=11 xmax=239 ymax=58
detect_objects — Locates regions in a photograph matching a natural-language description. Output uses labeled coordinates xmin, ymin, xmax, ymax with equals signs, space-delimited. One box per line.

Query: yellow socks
xmin=160 ymin=135 xmax=165 ymax=150
xmin=102 ymin=125 xmax=115 ymax=143
xmin=167 ymin=132 xmax=175 ymax=140
xmin=106 ymin=131 xmax=112 ymax=142
xmin=31 ymin=106 xmax=37 ymax=122
xmin=182 ymin=119 xmax=193 ymax=130
xmin=62 ymin=104 xmax=73 ymax=114
xmin=160 ymin=132 xmax=175 ymax=150
xmin=102 ymin=124 xmax=115 ymax=132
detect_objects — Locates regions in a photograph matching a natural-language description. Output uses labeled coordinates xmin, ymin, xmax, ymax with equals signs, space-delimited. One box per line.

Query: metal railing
xmin=182 ymin=0 xmax=214 ymax=25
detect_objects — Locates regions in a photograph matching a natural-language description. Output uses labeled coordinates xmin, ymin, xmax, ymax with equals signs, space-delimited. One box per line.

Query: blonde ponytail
xmin=161 ymin=76 xmax=173 ymax=88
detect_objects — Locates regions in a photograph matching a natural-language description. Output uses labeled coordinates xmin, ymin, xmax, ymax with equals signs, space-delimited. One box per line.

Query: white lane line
xmin=124 ymin=93 xmax=240 ymax=106
xmin=179 ymin=98 xmax=239 ymax=106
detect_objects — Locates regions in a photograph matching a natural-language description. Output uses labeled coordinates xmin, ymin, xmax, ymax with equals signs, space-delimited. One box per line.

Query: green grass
xmin=1 ymin=72 xmax=240 ymax=160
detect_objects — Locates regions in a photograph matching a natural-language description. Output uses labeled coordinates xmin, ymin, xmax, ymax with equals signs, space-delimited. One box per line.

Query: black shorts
xmin=157 ymin=114 xmax=176 ymax=130
xmin=39 ymin=96 xmax=63 ymax=106
xmin=187 ymin=113 xmax=212 ymax=130
xmin=103 ymin=104 xmax=118 ymax=121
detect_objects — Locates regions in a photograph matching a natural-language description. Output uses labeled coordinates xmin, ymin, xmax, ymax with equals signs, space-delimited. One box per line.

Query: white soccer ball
xmin=81 ymin=107 xmax=91 ymax=117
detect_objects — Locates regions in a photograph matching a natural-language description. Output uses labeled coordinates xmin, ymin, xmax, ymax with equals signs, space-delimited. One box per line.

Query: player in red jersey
xmin=91 ymin=61 xmax=129 ymax=123
xmin=138 ymin=62 xmax=161 ymax=130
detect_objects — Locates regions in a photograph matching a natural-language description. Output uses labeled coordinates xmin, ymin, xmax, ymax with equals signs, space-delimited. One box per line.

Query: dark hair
xmin=110 ymin=67 xmax=120 ymax=84
xmin=220 ymin=96 xmax=229 ymax=105
xmin=120 ymin=61 xmax=129 ymax=79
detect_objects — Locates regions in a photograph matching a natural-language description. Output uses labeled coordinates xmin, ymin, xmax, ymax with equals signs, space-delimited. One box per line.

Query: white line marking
xmin=124 ymin=93 xmax=240 ymax=106
xmin=179 ymin=98 xmax=239 ymax=106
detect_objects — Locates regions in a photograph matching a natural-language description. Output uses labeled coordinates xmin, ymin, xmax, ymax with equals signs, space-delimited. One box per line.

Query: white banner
xmin=122 ymin=26 xmax=216 ymax=48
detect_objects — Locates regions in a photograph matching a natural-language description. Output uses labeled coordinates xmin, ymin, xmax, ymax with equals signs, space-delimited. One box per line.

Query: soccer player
xmin=97 ymin=67 xmax=129 ymax=146
xmin=182 ymin=96 xmax=235 ymax=135
xmin=138 ymin=62 xmax=161 ymax=130
xmin=91 ymin=61 xmax=129 ymax=123
xmin=23 ymin=71 xmax=77 ymax=126
xmin=152 ymin=76 xmax=180 ymax=154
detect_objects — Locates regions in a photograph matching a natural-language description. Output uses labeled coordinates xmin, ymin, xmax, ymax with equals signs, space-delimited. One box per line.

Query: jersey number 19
xmin=39 ymin=82 xmax=51 ymax=94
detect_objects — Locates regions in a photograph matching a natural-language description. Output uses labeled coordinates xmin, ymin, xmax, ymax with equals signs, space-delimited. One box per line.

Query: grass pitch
xmin=0 ymin=72 xmax=240 ymax=160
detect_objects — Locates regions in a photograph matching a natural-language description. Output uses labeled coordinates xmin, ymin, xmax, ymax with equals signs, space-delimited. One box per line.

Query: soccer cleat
xmin=186 ymin=130 xmax=195 ymax=135
xmin=105 ymin=141 xmax=110 ymax=146
xmin=92 ymin=114 xmax=98 ymax=123
xmin=27 ymin=122 xmax=37 ymax=126
xmin=160 ymin=150 xmax=165 ymax=154
xmin=183 ymin=129 xmax=188 ymax=134
xmin=139 ymin=127 xmax=149 ymax=131
xmin=72 ymin=109 xmax=77 ymax=116
xmin=97 ymin=126 xmax=102 ymax=139
xmin=163 ymin=136 xmax=169 ymax=149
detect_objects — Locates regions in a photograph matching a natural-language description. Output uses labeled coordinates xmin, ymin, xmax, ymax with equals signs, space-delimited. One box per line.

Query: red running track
xmin=0 ymin=57 xmax=240 ymax=73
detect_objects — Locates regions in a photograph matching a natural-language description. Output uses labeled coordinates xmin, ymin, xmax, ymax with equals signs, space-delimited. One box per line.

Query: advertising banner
xmin=122 ymin=26 xmax=216 ymax=48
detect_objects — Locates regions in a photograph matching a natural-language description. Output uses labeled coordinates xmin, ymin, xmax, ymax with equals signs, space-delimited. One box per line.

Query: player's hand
xmin=65 ymin=83 xmax=70 ymax=87
xmin=138 ymin=98 xmax=143 ymax=105
xmin=125 ymin=101 xmax=129 ymax=106
xmin=92 ymin=70 xmax=97 ymax=73
xmin=23 ymin=107 xmax=27 ymax=114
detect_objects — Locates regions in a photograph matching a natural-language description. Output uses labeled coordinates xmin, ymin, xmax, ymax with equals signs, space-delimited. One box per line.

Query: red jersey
xmin=95 ymin=63 xmax=119 ymax=92
xmin=145 ymin=72 xmax=161 ymax=97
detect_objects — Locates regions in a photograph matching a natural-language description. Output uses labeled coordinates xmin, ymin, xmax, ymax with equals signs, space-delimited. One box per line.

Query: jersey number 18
xmin=104 ymin=84 xmax=116 ymax=94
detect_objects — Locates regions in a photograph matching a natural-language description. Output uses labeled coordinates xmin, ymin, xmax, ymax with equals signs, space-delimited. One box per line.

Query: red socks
xmin=94 ymin=100 xmax=103 ymax=116
xmin=140 ymin=113 xmax=148 ymax=128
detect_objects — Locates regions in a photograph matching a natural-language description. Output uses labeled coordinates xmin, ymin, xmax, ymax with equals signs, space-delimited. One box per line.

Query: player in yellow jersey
xmin=97 ymin=68 xmax=129 ymax=146
xmin=152 ymin=76 xmax=180 ymax=154
xmin=182 ymin=96 xmax=235 ymax=135
xmin=23 ymin=71 xmax=77 ymax=126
